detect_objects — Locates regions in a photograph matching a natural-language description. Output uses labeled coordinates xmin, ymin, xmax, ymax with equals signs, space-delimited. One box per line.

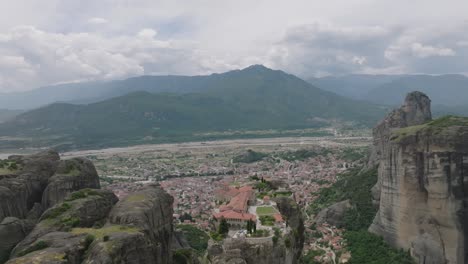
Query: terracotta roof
xmin=213 ymin=211 xmax=256 ymax=221
xmin=273 ymin=213 xmax=284 ymax=222
xmin=226 ymin=190 xmax=252 ymax=212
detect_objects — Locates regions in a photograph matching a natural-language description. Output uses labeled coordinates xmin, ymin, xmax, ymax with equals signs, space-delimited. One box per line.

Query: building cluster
xmin=305 ymin=223 xmax=350 ymax=263
xmin=213 ymin=185 xmax=256 ymax=228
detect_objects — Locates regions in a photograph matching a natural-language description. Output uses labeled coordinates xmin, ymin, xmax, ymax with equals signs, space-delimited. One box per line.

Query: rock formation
xmin=207 ymin=197 xmax=304 ymax=264
xmin=315 ymin=199 xmax=352 ymax=227
xmin=369 ymin=91 xmax=468 ymax=264
xmin=42 ymin=158 xmax=101 ymax=208
xmin=0 ymin=151 xmax=175 ymax=264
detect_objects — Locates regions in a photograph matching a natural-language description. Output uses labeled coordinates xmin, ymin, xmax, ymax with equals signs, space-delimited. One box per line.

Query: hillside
xmin=307 ymin=74 xmax=404 ymax=99
xmin=0 ymin=66 xmax=385 ymax=150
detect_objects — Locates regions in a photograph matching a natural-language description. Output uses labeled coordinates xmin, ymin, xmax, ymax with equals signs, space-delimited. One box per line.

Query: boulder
xmin=315 ymin=200 xmax=352 ymax=227
xmin=0 ymin=217 xmax=35 ymax=263
xmin=83 ymin=231 xmax=157 ymax=264
xmin=11 ymin=189 xmax=117 ymax=257
xmin=41 ymin=158 xmax=100 ymax=208
xmin=6 ymin=232 xmax=88 ymax=264
xmin=0 ymin=150 xmax=60 ymax=222
xmin=107 ymin=184 xmax=174 ymax=264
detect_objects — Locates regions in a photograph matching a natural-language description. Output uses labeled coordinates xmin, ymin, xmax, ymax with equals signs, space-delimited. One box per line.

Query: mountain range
xmin=308 ymin=74 xmax=468 ymax=107
xmin=0 ymin=65 xmax=385 ymax=150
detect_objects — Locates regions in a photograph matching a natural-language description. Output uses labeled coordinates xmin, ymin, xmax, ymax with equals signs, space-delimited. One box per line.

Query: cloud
xmin=410 ymin=43 xmax=455 ymax=58
xmin=266 ymin=23 xmax=402 ymax=76
xmin=87 ymin=17 xmax=108 ymax=25
xmin=137 ymin=28 xmax=157 ymax=39
xmin=267 ymin=22 xmax=468 ymax=77
xmin=0 ymin=26 xmax=208 ymax=91
xmin=1 ymin=0 xmax=468 ymax=91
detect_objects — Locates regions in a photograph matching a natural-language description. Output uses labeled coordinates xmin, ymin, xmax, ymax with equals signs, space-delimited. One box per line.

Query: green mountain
xmin=0 ymin=65 xmax=385 ymax=150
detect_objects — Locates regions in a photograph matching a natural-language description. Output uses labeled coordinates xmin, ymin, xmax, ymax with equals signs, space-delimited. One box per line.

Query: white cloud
xmin=87 ymin=17 xmax=108 ymax=25
xmin=410 ymin=43 xmax=455 ymax=58
xmin=137 ymin=28 xmax=157 ymax=39
xmin=0 ymin=26 xmax=205 ymax=92
xmin=0 ymin=0 xmax=468 ymax=91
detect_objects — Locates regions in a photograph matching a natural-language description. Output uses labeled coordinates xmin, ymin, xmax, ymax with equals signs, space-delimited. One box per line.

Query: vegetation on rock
xmin=176 ymin=225 xmax=209 ymax=254
xmin=392 ymin=115 xmax=468 ymax=142
xmin=308 ymin=167 xmax=414 ymax=263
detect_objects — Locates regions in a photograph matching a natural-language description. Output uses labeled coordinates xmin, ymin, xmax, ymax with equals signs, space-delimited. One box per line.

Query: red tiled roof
xmin=213 ymin=211 xmax=256 ymax=221
xmin=273 ymin=213 xmax=283 ymax=222
xmin=227 ymin=190 xmax=252 ymax=212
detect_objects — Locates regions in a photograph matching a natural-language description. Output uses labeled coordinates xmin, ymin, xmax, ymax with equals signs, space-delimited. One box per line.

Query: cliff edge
xmin=369 ymin=91 xmax=468 ymax=264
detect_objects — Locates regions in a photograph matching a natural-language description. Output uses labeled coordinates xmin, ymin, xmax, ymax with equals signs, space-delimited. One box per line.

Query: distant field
xmin=256 ymin=206 xmax=277 ymax=215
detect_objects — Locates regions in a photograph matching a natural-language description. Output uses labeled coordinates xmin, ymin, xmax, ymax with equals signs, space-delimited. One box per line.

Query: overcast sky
xmin=0 ymin=0 xmax=467 ymax=92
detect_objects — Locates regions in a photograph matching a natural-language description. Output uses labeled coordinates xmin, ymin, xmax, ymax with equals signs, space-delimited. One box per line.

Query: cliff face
xmin=105 ymin=185 xmax=174 ymax=264
xmin=369 ymin=92 xmax=468 ymax=264
xmin=207 ymin=197 xmax=304 ymax=264
xmin=0 ymin=151 xmax=175 ymax=264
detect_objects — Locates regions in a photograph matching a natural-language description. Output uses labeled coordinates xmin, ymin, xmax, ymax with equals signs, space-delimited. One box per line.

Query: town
xmin=60 ymin=136 xmax=369 ymax=262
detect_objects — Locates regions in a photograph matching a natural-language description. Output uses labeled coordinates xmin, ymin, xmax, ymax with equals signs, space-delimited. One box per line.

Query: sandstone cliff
xmin=369 ymin=92 xmax=468 ymax=264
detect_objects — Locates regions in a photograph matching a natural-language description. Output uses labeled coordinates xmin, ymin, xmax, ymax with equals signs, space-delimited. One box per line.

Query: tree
xmin=218 ymin=218 xmax=229 ymax=236
xmin=246 ymin=219 xmax=252 ymax=234
xmin=253 ymin=220 xmax=257 ymax=233
xmin=179 ymin=213 xmax=193 ymax=223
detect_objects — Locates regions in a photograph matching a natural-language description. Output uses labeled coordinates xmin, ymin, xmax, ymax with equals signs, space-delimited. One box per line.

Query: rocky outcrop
xmin=1 ymin=151 xmax=175 ymax=264
xmin=83 ymin=231 xmax=158 ymax=264
xmin=367 ymin=91 xmax=432 ymax=169
xmin=106 ymin=184 xmax=174 ymax=264
xmin=10 ymin=189 xmax=118 ymax=257
xmin=369 ymin=91 xmax=468 ymax=264
xmin=41 ymin=158 xmax=100 ymax=208
xmin=207 ymin=197 xmax=304 ymax=264
xmin=315 ymin=200 xmax=352 ymax=227
xmin=0 ymin=217 xmax=35 ymax=263
xmin=0 ymin=150 xmax=60 ymax=222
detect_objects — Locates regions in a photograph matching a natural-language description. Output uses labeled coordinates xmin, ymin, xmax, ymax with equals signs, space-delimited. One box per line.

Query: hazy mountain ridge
xmin=0 ymin=109 xmax=24 ymax=123
xmin=309 ymin=74 xmax=468 ymax=107
xmin=0 ymin=66 xmax=385 ymax=150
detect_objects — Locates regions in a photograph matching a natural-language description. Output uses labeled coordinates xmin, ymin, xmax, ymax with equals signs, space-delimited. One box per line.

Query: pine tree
xmin=219 ymin=218 xmax=229 ymax=236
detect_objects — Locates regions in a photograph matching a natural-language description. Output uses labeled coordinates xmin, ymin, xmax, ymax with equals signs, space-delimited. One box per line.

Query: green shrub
xmin=83 ymin=234 xmax=95 ymax=250
xmin=344 ymin=231 xmax=414 ymax=264
xmin=66 ymin=189 xmax=102 ymax=201
xmin=177 ymin=224 xmax=209 ymax=253
xmin=259 ymin=215 xmax=275 ymax=226
xmin=233 ymin=149 xmax=268 ymax=163
xmin=44 ymin=202 xmax=72 ymax=219
xmin=308 ymin=168 xmax=377 ymax=230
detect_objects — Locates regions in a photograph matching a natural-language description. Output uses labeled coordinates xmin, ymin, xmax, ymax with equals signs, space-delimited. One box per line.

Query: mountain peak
xmin=241 ymin=64 xmax=272 ymax=72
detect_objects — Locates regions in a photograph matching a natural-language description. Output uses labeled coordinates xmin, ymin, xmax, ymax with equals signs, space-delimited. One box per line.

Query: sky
xmin=0 ymin=0 xmax=467 ymax=92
